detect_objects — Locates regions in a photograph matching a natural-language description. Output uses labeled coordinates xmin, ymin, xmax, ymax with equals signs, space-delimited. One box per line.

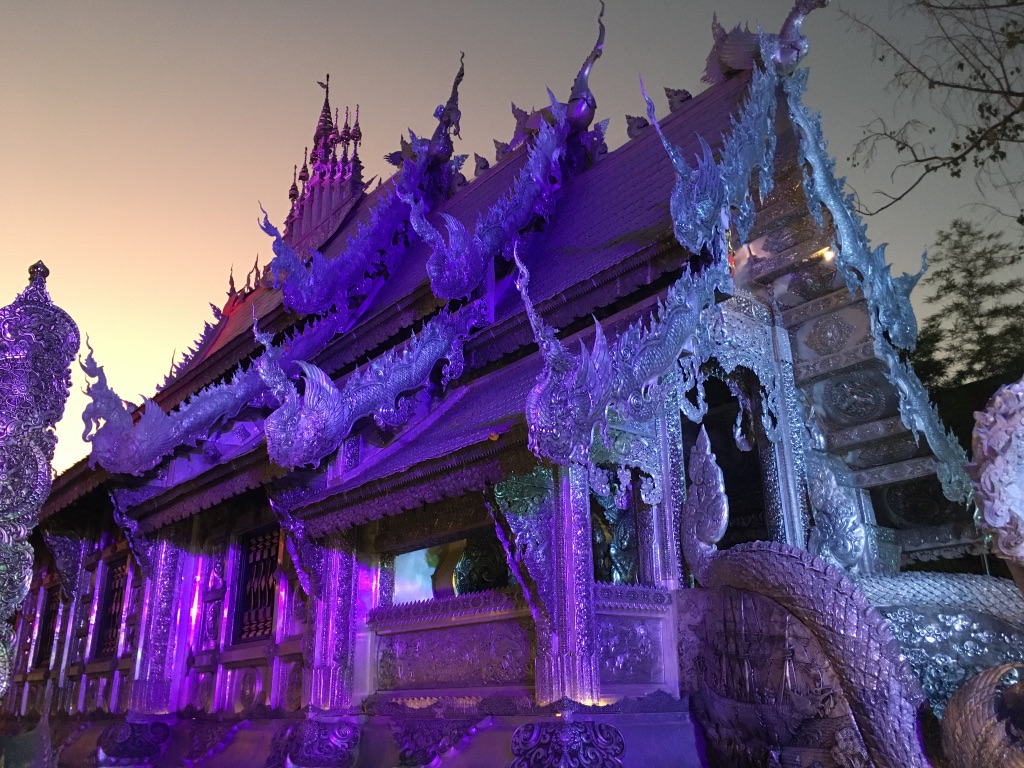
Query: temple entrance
xmin=681 ymin=370 xmax=771 ymax=547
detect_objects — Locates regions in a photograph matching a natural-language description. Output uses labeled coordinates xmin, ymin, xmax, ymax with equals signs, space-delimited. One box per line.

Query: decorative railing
xmin=369 ymin=588 xmax=528 ymax=632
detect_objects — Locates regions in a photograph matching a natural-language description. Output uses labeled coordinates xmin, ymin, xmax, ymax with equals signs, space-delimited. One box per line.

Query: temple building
xmin=4 ymin=4 xmax=1024 ymax=767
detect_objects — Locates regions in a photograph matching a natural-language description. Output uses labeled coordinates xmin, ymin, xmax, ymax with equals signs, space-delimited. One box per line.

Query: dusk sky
xmin=1 ymin=1 xmax=1002 ymax=473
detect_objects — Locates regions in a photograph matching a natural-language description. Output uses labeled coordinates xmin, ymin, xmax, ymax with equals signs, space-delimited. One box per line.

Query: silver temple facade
xmin=4 ymin=4 xmax=1023 ymax=767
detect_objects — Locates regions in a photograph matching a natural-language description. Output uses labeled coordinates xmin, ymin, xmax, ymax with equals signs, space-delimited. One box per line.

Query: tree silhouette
xmin=912 ymin=218 xmax=1024 ymax=389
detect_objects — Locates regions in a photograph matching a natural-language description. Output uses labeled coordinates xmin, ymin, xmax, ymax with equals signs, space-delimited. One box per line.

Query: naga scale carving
xmin=255 ymin=301 xmax=485 ymax=469
xmin=80 ymin=58 xmax=472 ymax=478
xmin=515 ymin=43 xmax=780 ymax=480
xmin=682 ymin=424 xmax=1024 ymax=766
xmin=782 ymin=67 xmax=971 ymax=504
xmin=408 ymin=6 xmax=609 ymax=301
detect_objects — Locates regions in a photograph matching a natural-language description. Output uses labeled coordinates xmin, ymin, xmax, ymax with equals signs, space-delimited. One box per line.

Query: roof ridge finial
xmin=567 ymin=0 xmax=605 ymax=132
xmin=351 ymin=104 xmax=361 ymax=149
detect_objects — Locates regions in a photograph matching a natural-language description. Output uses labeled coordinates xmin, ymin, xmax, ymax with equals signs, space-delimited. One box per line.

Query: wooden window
xmin=33 ymin=586 xmax=60 ymax=669
xmin=97 ymin=558 xmax=128 ymax=659
xmin=235 ymin=529 xmax=279 ymax=642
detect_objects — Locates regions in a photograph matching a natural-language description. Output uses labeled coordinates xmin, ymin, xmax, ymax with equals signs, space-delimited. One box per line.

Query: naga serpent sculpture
xmin=681 ymin=426 xmax=1024 ymax=768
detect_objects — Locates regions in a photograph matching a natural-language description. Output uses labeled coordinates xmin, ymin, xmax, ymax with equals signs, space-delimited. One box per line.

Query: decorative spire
xmin=567 ymin=0 xmax=605 ymax=132
xmin=298 ymin=148 xmax=309 ymax=183
xmin=313 ymin=75 xmax=334 ymax=146
xmin=351 ymin=105 xmax=362 ymax=149
xmin=289 ymin=165 xmax=299 ymax=201
xmin=309 ymin=75 xmax=337 ymax=176
xmin=339 ymin=106 xmax=351 ymax=167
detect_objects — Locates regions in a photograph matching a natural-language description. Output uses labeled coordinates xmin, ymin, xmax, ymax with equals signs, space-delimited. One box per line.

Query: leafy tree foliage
xmin=912 ymin=218 xmax=1024 ymax=388
xmin=843 ymin=1 xmax=1024 ymax=232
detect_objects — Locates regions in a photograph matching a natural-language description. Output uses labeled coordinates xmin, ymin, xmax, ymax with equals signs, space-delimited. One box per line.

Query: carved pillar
xmin=0 ymin=263 xmax=78 ymax=698
xmin=96 ymin=533 xmax=186 ymax=767
xmin=130 ymin=535 xmax=189 ymax=714
xmin=554 ymin=464 xmax=600 ymax=704
xmin=292 ymin=530 xmax=362 ymax=768
xmin=659 ymin=387 xmax=687 ymax=587
xmin=494 ymin=465 xmax=599 ymax=706
xmin=770 ymin=324 xmax=811 ymax=547
xmin=305 ymin=531 xmax=357 ymax=711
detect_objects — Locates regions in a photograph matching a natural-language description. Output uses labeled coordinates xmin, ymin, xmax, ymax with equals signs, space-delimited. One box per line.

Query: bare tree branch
xmin=840 ymin=0 xmax=1024 ymax=231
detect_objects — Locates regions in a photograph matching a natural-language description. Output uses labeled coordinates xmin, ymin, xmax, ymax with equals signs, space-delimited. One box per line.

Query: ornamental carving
xmin=238 ymin=668 xmax=261 ymax=709
xmin=969 ymin=376 xmax=1024 ymax=561
xmin=804 ymin=315 xmax=855 ymax=357
xmin=493 ymin=467 xmax=557 ymax=628
xmin=256 ymin=301 xmax=485 ymax=470
xmin=377 ymin=619 xmax=534 ymax=690
xmin=590 ymin=473 xmax=639 ymax=586
xmin=286 ymin=718 xmax=360 ymax=768
xmin=597 ymin=616 xmax=663 ymax=685
xmin=880 ymin=476 xmax=963 ymax=529
xmin=41 ymin=528 xmax=87 ymax=603
xmin=881 ymin=605 xmax=1024 ymax=717
xmin=509 ymin=721 xmax=626 ymax=768
xmin=847 ymin=435 xmax=922 ymax=469
xmin=515 ymin=53 xmax=780 ymax=475
xmin=184 ymin=721 xmax=248 ymax=766
xmin=369 ymin=589 xmax=527 ymax=630
xmin=0 ymin=263 xmax=78 ymax=697
xmin=593 ymin=584 xmax=672 ymax=614
xmin=788 ymin=259 xmax=837 ymax=301
xmin=784 ymin=67 xmax=972 ymax=504
xmin=763 ymin=216 xmax=817 ymax=257
xmin=822 ymin=372 xmax=887 ymax=425
xmin=453 ymin=531 xmax=511 ymax=595
xmin=96 ymin=719 xmax=172 ymax=766
xmin=806 ymin=455 xmax=866 ymax=573
xmin=389 ymin=717 xmax=479 ymax=767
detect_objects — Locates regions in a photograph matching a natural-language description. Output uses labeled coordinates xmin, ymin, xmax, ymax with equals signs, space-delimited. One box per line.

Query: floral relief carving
xmin=509 ymin=721 xmax=626 ymax=768
xmin=377 ymin=620 xmax=534 ymax=691
xmin=803 ymin=315 xmax=854 ymax=357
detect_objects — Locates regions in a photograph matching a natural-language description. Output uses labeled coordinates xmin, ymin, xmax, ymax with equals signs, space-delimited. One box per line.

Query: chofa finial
xmin=703 ymin=0 xmax=828 ymax=84
xmin=567 ymin=0 xmax=605 ymax=132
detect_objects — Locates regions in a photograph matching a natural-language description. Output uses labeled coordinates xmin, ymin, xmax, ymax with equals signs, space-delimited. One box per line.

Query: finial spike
xmin=28 ymin=260 xmax=49 ymax=284
xmin=567 ymin=0 xmax=605 ymax=132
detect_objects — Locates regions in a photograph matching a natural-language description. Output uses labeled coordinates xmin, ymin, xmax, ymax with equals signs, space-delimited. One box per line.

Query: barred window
xmin=235 ymin=529 xmax=279 ymax=642
xmin=97 ymin=558 xmax=128 ymax=659
xmin=33 ymin=586 xmax=60 ymax=669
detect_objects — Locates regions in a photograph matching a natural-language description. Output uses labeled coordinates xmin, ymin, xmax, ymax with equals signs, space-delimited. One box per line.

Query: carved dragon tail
xmin=682 ymin=433 xmax=932 ymax=768
xmin=942 ymin=663 xmax=1024 ymax=768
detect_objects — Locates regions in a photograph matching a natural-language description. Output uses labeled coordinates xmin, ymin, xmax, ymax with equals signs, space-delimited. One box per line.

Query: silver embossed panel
xmin=597 ymin=615 xmax=664 ymax=685
xmin=377 ymin=618 xmax=534 ymax=691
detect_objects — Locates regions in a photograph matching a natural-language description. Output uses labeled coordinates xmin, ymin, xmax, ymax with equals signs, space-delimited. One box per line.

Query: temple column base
xmin=95 ymin=715 xmax=174 ymax=767
xmin=285 ymin=712 xmax=362 ymax=768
